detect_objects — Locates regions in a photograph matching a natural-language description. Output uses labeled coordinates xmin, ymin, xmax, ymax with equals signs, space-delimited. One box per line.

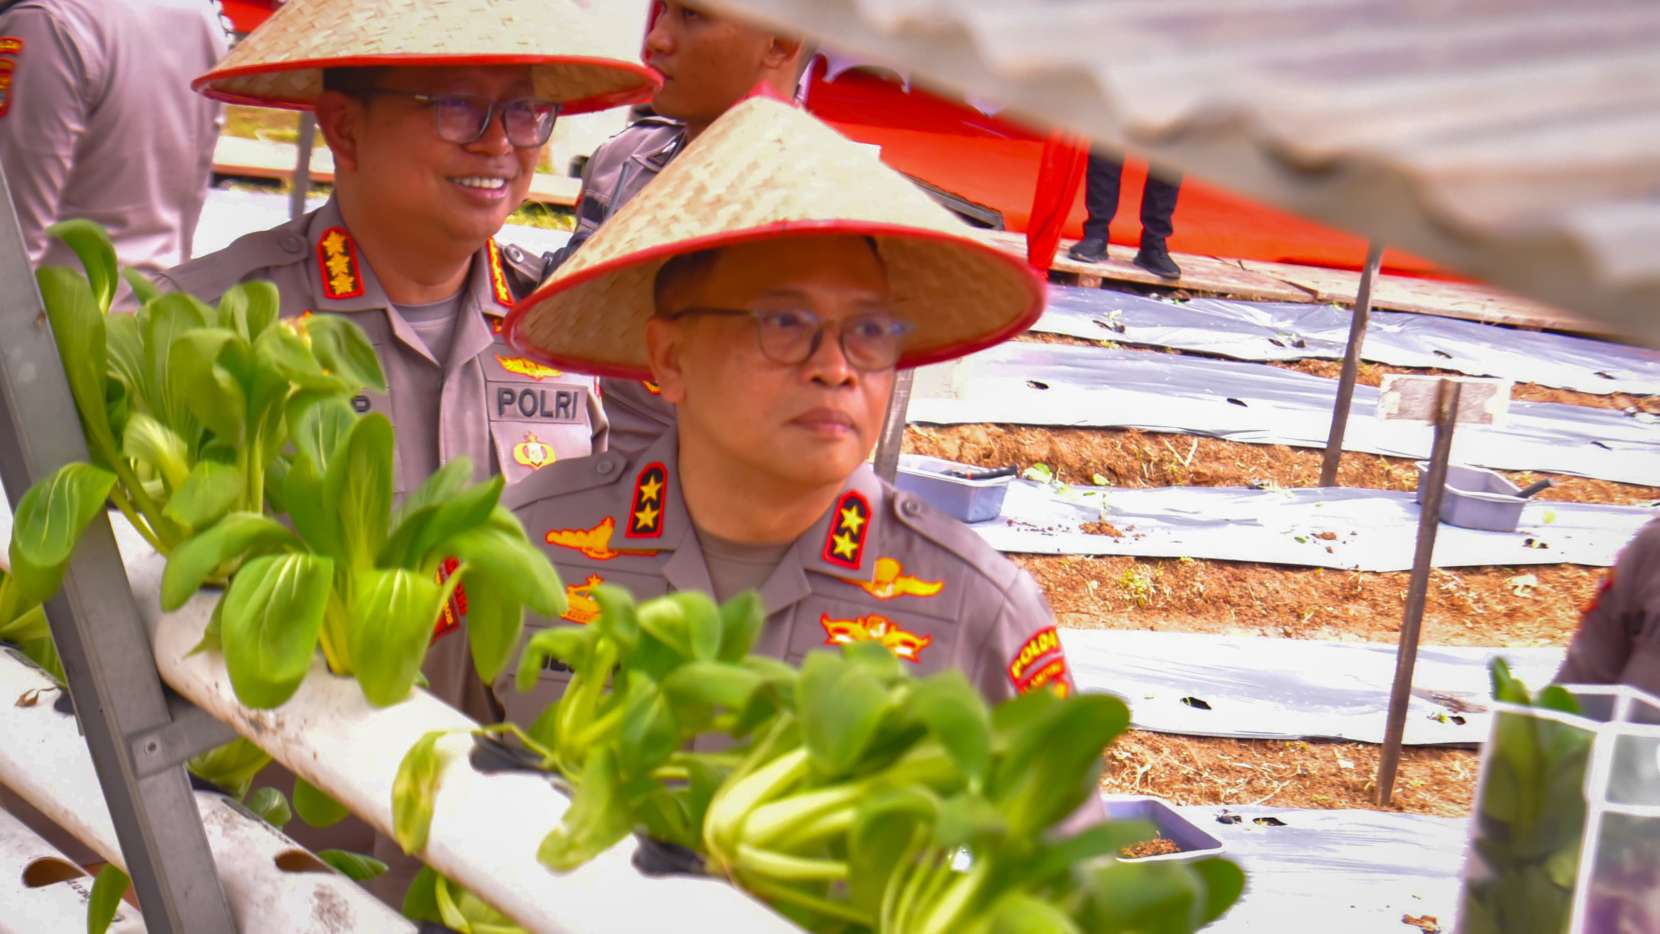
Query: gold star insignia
xmin=838 ymin=504 xmax=867 ymax=535
xmin=330 ymin=274 xmax=356 ymax=295
xmin=322 ymin=231 xmax=347 ymax=254
xmin=831 ymin=531 xmax=858 ymax=560
xmin=634 ymin=502 xmax=660 ymax=530
xmin=325 ymin=253 xmax=353 ymax=277
xmin=639 ymin=474 xmax=663 ymax=503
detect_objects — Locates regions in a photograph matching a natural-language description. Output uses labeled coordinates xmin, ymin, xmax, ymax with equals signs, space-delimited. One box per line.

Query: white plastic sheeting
xmin=909 ymin=341 xmax=1660 ymax=486
xmin=976 ymin=481 xmax=1654 ymax=570
xmin=1064 ymin=629 xmax=1564 ymax=745
xmin=0 ymin=805 xmax=147 ymax=934
xmin=1039 ymin=286 xmax=1660 ymax=396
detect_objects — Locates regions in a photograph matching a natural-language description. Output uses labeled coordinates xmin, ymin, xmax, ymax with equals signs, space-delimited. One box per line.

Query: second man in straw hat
xmin=498 ymin=96 xmax=1075 ymax=724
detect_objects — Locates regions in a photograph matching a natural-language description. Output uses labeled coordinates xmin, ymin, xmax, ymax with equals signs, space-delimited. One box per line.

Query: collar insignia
xmin=317 ymin=227 xmax=365 ymax=300
xmin=497 ymin=354 xmax=563 ymax=380
xmin=545 ymin=516 xmax=656 ymax=561
xmin=822 ymin=490 xmax=872 ymax=570
xmin=841 ymin=557 xmax=942 ymax=600
xmin=627 ymin=462 xmax=668 ymax=539
xmin=485 ymin=240 xmax=514 ymax=309
xmin=562 ymin=574 xmax=605 ymax=624
xmin=820 ymin=613 xmax=932 ymax=663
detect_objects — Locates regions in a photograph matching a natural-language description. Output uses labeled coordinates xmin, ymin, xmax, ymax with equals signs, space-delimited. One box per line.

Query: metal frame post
xmin=288 ymin=114 xmax=317 ymax=221
xmin=873 ymin=369 xmax=915 ymax=484
xmin=1376 ymin=378 xmax=1462 ymax=806
xmin=0 ymin=167 xmax=237 ymax=931
xmin=1320 ymin=240 xmax=1385 ymax=487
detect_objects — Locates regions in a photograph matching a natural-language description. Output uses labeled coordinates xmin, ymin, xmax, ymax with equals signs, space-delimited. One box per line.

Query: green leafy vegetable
xmin=86 ymin=865 xmax=129 ymax=934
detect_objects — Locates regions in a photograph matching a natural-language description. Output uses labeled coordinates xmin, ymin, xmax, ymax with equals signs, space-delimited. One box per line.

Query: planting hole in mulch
xmin=1180 ymin=697 xmax=1212 ymax=711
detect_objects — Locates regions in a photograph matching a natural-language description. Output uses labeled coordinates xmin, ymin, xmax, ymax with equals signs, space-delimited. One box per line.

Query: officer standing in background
xmin=0 ymin=0 xmax=226 ymax=280
xmin=1067 ymin=148 xmax=1184 ymax=280
xmin=499 ymin=97 xmax=1074 ymax=722
xmin=545 ymin=0 xmax=810 ymax=452
xmin=1556 ymin=517 xmax=1660 ymax=694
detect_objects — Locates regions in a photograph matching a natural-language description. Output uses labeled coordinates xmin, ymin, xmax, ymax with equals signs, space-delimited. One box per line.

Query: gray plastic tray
xmin=894 ymin=454 xmax=1012 ymax=523
xmin=1102 ymin=794 xmax=1226 ymax=863
xmin=1414 ymin=462 xmax=1527 ymax=532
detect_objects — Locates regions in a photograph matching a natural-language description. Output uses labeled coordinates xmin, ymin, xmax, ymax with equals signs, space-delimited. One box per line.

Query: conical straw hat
xmin=195 ymin=0 xmax=659 ymax=113
xmin=506 ymin=97 xmax=1045 ymax=380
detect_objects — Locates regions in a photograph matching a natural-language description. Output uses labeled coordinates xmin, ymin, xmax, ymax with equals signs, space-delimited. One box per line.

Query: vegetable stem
xmin=108 ymin=487 xmax=166 ymax=554
xmin=735 ymin=844 xmax=848 ymax=882
xmin=741 ymin=874 xmax=872 ymax=928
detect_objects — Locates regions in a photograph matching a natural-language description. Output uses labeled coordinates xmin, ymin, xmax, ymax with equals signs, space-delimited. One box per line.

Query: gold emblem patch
xmin=562 ymin=574 xmax=604 ymax=625
xmin=496 ymin=354 xmax=563 ymax=381
xmin=512 ymin=432 xmax=554 ymax=470
xmin=545 ymin=517 xmax=657 ymax=561
xmin=317 ymin=227 xmax=364 ymax=300
xmin=841 ymin=557 xmax=943 ymax=600
xmin=821 ymin=613 xmax=932 ymax=663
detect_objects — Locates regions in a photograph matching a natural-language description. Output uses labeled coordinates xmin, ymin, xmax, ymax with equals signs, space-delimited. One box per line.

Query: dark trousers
xmin=1081 ymin=151 xmax=1182 ymax=243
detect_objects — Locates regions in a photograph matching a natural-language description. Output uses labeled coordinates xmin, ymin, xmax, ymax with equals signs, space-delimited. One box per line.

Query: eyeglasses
xmin=359 ymin=90 xmax=560 ymax=148
xmin=665 ymin=306 xmax=914 ymax=371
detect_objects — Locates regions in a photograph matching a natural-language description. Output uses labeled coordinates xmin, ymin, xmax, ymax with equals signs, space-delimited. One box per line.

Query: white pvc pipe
xmin=0 ymin=804 xmax=146 ymax=934
xmin=119 ymin=544 xmax=800 ymax=934
xmin=0 ymin=648 xmax=412 ymax=933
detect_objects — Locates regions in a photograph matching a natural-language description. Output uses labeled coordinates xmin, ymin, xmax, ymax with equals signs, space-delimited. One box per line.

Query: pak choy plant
xmin=1458 ymin=659 xmax=1595 ymax=934
xmin=395 ymin=587 xmax=1245 ymax=934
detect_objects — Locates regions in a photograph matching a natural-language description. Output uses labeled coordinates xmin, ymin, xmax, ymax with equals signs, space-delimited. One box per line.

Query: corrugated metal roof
xmin=702 ymin=0 xmax=1660 ymax=347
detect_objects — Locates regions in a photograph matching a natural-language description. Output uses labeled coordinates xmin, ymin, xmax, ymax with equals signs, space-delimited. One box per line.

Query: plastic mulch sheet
xmin=1064 ymin=629 xmax=1564 ymax=745
xmin=975 ymin=481 xmax=1653 ymax=570
xmin=1038 ymin=285 xmax=1660 ymax=396
xmin=908 ymin=341 xmax=1660 ymax=486
xmin=1179 ymin=804 xmax=1468 ymax=934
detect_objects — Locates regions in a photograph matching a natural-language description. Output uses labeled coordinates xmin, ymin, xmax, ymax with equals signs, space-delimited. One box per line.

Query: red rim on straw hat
xmin=194 ymin=0 xmax=660 ymax=113
xmin=506 ymin=97 xmax=1046 ymax=380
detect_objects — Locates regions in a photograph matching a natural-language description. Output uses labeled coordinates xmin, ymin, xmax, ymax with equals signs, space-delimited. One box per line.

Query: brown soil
xmin=1018 ymin=554 xmax=1602 ymax=648
xmin=1101 ymin=732 xmax=1478 ymax=818
xmin=906 ymin=424 xmax=1659 ymax=506
xmin=1120 ymin=834 xmax=1184 ymax=858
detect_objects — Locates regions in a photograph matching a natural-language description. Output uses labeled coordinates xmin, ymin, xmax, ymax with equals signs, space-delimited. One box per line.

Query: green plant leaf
xmin=7 ymin=462 xmax=117 ymax=608
xmin=86 ymin=865 xmax=129 ymax=934
xmin=169 ymin=329 xmax=248 ymax=446
xmin=163 ymin=460 xmax=242 ymax=532
xmin=162 ymin=512 xmax=300 ymax=610
xmin=144 ymin=292 xmax=211 ymax=435
xmin=347 ymin=567 xmax=445 ymax=706
xmin=538 ymin=747 xmax=633 ymax=872
xmin=933 ymin=791 xmax=1008 ymax=851
xmin=983 ymin=893 xmax=1084 ymax=934
xmin=36 ymin=266 xmax=116 ymax=461
xmin=325 ymin=414 xmax=394 ymax=571
xmin=294 ymin=774 xmax=351 ymax=829
xmin=46 ymin=220 xmax=117 ymax=313
xmin=304 ymin=314 xmax=387 ymax=392
xmin=716 ymin=590 xmax=765 ymax=662
xmin=670 ymin=591 xmax=722 ymax=661
xmin=246 ymin=786 xmax=293 ymax=828
xmin=992 ymin=693 xmax=1129 ymax=838
xmin=121 ymin=412 xmax=191 ymax=493
xmin=282 ymin=454 xmax=339 ymax=558
xmin=255 ymin=321 xmax=348 ymax=393
xmin=402 ymin=865 xmax=443 ymax=923
xmin=798 ymin=650 xmax=893 ymax=779
xmin=317 ymin=849 xmax=389 ymax=883
xmin=460 ymin=579 xmax=523 ymax=686
xmin=221 ymin=281 xmax=280 ymax=342
xmin=1190 ymin=858 xmax=1248 ymax=926
xmin=616 ymin=673 xmax=678 ymax=776
xmin=662 ymin=660 xmax=766 ymax=711
xmin=121 ymin=268 xmax=162 ymax=307
xmin=220 ymin=553 xmax=332 ymax=709
xmin=380 ymin=471 xmax=500 ymax=570
xmin=392 ymin=730 xmax=450 ymax=855
xmin=104 ymin=312 xmax=145 ymax=403
xmin=1074 ymin=860 xmax=1207 ymax=934
xmin=186 ymin=738 xmax=271 ymax=800
xmin=449 ymin=525 xmax=564 ymax=618
xmin=515 ymin=625 xmax=594 ymax=694
xmin=906 ymin=671 xmax=992 ymax=785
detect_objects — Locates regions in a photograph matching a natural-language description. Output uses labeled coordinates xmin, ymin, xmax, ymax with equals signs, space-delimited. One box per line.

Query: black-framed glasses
xmin=665 ymin=306 xmax=914 ymax=371
xmin=360 ymin=90 xmax=560 ymax=148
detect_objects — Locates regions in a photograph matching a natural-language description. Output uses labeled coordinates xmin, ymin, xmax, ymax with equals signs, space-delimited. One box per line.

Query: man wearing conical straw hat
xmin=500 ymin=95 xmax=1076 ymax=721
xmin=152 ymin=0 xmax=656 ymax=728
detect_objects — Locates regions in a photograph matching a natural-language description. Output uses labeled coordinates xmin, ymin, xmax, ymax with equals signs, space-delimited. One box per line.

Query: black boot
xmin=1134 ymin=235 xmax=1181 ymax=279
xmin=1068 ymin=237 xmax=1109 ymax=263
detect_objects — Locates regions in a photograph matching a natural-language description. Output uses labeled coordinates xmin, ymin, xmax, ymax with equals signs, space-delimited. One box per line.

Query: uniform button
xmin=597 ymin=457 xmax=617 ymax=475
xmin=507 ymin=246 xmax=523 ymax=262
xmin=280 ymin=234 xmax=305 ymax=254
xmin=900 ymin=497 xmax=922 ymax=517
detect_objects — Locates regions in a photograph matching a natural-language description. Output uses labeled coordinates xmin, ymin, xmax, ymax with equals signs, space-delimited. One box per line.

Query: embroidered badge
xmin=0 ymin=59 xmax=15 ymax=120
xmin=513 ymin=432 xmax=554 ymax=471
xmin=820 ymin=613 xmax=932 ymax=663
xmin=821 ymin=491 xmax=872 ymax=570
xmin=562 ymin=574 xmax=604 ymax=625
xmin=317 ymin=227 xmax=364 ymax=300
xmin=545 ymin=517 xmax=657 ymax=561
xmin=485 ymin=240 xmax=514 ymax=309
xmin=642 ymin=380 xmax=663 ymax=396
xmin=1008 ymin=626 xmax=1069 ymax=696
xmin=0 ymin=38 xmax=22 ymax=55
xmin=627 ymin=462 xmax=668 ymax=539
xmin=841 ymin=557 xmax=942 ymax=600
xmin=433 ymin=556 xmax=468 ymax=640
xmin=496 ymin=354 xmax=563 ymax=381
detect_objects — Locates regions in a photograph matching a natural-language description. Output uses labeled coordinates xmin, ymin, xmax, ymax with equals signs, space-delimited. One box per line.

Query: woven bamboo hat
xmin=194 ymin=0 xmax=659 ymax=113
xmin=506 ymin=97 xmax=1045 ymax=379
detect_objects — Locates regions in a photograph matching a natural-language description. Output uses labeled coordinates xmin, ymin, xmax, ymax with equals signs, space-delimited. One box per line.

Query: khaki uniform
xmin=0 ymin=0 xmax=225 ymax=275
xmin=155 ymin=196 xmax=609 ymax=721
xmin=496 ymin=427 xmax=1074 ymax=724
xmin=544 ymin=115 xmax=684 ymax=451
xmin=1557 ymin=517 xmax=1660 ymax=696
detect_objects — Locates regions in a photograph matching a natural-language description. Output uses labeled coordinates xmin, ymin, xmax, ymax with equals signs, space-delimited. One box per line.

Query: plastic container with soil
xmin=1102 ymin=795 xmax=1225 ymax=863
xmin=1457 ymin=683 xmax=1660 ymax=934
xmin=894 ymin=454 xmax=1015 ymax=523
xmin=1414 ymin=463 xmax=1533 ymax=532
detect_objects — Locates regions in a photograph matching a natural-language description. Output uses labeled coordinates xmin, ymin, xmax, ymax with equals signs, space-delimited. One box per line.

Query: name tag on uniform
xmin=491 ymin=384 xmax=587 ymax=424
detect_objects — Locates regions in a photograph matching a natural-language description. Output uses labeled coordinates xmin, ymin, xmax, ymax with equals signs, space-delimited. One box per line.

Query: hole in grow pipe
xmin=22 ymin=857 xmax=85 ymax=887
xmin=1226 ymin=398 xmax=1248 ymax=408
xmin=274 ymin=850 xmax=332 ymax=874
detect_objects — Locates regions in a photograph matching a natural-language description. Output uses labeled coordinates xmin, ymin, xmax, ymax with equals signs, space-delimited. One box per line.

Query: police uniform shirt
xmin=0 ymin=0 xmax=226 ymax=275
xmin=1557 ymin=517 xmax=1660 ymax=695
xmin=544 ymin=115 xmax=685 ymax=452
xmin=496 ymin=426 xmax=1076 ymax=725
